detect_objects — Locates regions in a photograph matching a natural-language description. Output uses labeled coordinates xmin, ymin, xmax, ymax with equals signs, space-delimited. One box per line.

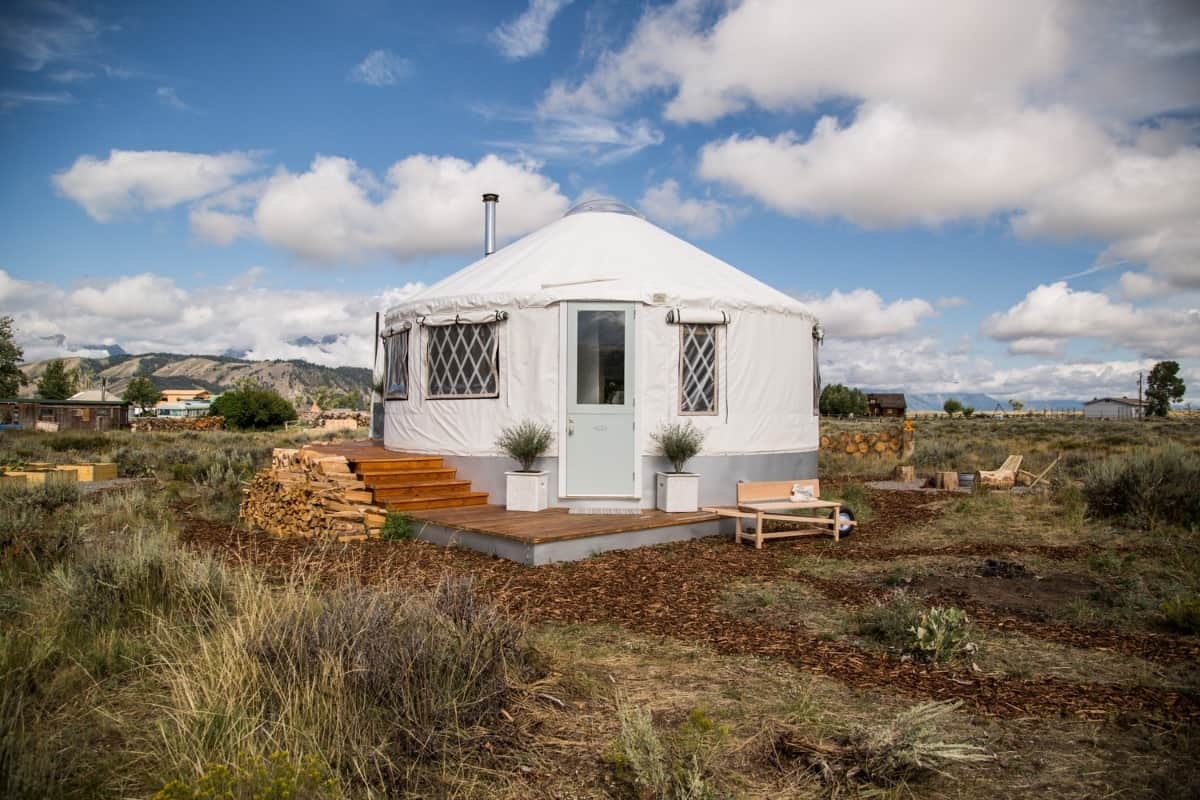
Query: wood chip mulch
xmin=179 ymin=490 xmax=1200 ymax=724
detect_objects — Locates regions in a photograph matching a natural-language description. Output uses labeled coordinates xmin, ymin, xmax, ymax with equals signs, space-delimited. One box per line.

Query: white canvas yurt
xmin=379 ymin=196 xmax=821 ymax=511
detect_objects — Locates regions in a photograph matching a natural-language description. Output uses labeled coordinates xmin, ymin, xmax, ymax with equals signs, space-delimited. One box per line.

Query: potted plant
xmin=652 ymin=421 xmax=705 ymax=512
xmin=496 ymin=420 xmax=553 ymax=512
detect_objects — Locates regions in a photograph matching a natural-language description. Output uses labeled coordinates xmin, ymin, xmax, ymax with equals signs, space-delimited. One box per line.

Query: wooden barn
xmin=0 ymin=399 xmax=131 ymax=432
xmin=867 ymin=393 xmax=907 ymax=418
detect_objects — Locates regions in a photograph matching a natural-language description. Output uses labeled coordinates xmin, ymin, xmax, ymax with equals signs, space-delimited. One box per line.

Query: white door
xmin=564 ymin=303 xmax=637 ymax=497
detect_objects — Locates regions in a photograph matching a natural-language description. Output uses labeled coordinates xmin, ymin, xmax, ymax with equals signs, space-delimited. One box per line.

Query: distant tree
xmin=962 ymin=406 xmax=975 ymax=418
xmin=36 ymin=359 xmax=76 ymax=400
xmin=0 ymin=315 xmax=26 ymax=398
xmin=1146 ymin=361 xmax=1185 ymax=418
xmin=819 ymin=384 xmax=868 ymax=416
xmin=122 ymin=374 xmax=162 ymax=412
xmin=1008 ymin=399 xmax=1024 ymax=412
xmin=943 ymin=398 xmax=964 ymax=417
xmin=210 ymin=383 xmax=298 ymax=430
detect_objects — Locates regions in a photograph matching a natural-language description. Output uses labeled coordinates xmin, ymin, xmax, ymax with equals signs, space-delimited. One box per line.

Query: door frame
xmin=558 ymin=301 xmax=640 ymax=499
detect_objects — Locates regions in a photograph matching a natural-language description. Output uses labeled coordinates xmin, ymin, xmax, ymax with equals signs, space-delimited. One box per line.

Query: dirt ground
xmin=181 ymin=488 xmax=1200 ymax=724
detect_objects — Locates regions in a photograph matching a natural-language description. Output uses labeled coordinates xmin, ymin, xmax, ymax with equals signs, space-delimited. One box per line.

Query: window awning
xmin=666 ymin=308 xmax=729 ymax=325
xmin=418 ymin=310 xmax=509 ymax=327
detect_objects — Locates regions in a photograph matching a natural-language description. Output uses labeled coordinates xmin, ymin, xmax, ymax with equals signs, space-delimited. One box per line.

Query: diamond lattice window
xmin=679 ymin=323 xmax=718 ymax=414
xmin=384 ymin=330 xmax=409 ymax=400
xmin=426 ymin=322 xmax=499 ymax=398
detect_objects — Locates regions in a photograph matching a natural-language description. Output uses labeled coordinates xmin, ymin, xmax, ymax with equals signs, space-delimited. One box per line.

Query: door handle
xmin=568 ymin=418 xmax=574 ymax=436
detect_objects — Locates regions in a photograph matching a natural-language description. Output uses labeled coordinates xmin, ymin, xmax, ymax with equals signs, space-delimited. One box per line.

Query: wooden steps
xmin=372 ymin=479 xmax=473 ymax=501
xmin=384 ymin=492 xmax=490 ymax=512
xmin=362 ymin=468 xmax=459 ymax=486
xmin=343 ymin=452 xmax=489 ymax=512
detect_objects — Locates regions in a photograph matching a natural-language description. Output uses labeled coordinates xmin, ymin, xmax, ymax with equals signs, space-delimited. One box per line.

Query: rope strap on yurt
xmin=379 ymin=320 xmax=412 ymax=339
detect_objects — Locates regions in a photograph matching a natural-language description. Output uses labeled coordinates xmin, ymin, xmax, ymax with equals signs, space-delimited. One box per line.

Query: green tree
xmin=943 ymin=398 xmax=964 ymax=417
xmin=962 ymin=406 xmax=975 ymax=418
xmin=0 ymin=315 xmax=26 ymax=398
xmin=122 ymin=374 xmax=162 ymax=412
xmin=210 ymin=383 xmax=298 ymax=430
xmin=819 ymin=383 xmax=868 ymax=416
xmin=1146 ymin=361 xmax=1185 ymax=418
xmin=36 ymin=359 xmax=76 ymax=400
xmin=1008 ymin=399 xmax=1024 ymax=412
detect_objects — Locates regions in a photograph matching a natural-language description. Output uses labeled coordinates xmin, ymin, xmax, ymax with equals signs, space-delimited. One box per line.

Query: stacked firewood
xmin=239 ymin=447 xmax=387 ymax=542
xmin=132 ymin=415 xmax=225 ymax=432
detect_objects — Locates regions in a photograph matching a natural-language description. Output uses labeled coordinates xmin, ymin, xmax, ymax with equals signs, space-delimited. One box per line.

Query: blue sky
xmin=1 ymin=0 xmax=1197 ymax=401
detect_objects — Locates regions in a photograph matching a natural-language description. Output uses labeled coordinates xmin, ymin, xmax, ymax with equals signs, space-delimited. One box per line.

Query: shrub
xmin=0 ymin=481 xmax=82 ymax=566
xmin=652 ymin=421 xmax=705 ymax=473
xmin=826 ymin=483 xmax=874 ymax=524
xmin=1160 ymin=594 xmax=1200 ymax=635
xmin=43 ymin=432 xmax=110 ymax=454
xmin=380 ymin=511 xmax=413 ymax=541
xmin=495 ymin=420 xmax=553 ymax=472
xmin=910 ymin=440 xmax=964 ymax=470
xmin=56 ymin=532 xmax=230 ymax=629
xmin=779 ymin=701 xmax=990 ymax=789
xmin=850 ymin=591 xmax=922 ymax=649
xmin=154 ymin=753 xmax=338 ymax=800
xmin=1082 ymin=444 xmax=1200 ymax=528
xmin=908 ymin=607 xmax=975 ymax=663
xmin=209 ymin=385 xmax=297 ymax=430
xmin=251 ymin=579 xmax=536 ymax=759
xmin=607 ymin=703 xmax=726 ymax=800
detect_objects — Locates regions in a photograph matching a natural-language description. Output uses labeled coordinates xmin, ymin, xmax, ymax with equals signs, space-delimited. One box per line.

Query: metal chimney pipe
xmin=482 ymin=193 xmax=499 ymax=256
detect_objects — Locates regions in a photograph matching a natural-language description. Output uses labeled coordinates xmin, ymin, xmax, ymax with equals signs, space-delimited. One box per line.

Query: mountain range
xmin=870 ymin=392 xmax=1084 ymax=412
xmin=18 ymin=353 xmax=372 ymax=405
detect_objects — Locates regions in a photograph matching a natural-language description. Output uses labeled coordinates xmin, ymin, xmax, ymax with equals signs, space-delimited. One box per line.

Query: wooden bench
xmin=702 ymin=479 xmax=851 ymax=549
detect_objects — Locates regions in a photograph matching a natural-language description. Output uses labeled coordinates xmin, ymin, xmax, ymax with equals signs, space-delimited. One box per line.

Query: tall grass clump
xmin=910 ymin=440 xmax=964 ymax=470
xmin=0 ymin=480 xmax=82 ymax=567
xmin=52 ymin=529 xmax=231 ymax=631
xmin=1082 ymin=443 xmax=1200 ymax=528
xmin=152 ymin=577 xmax=540 ymax=795
xmin=777 ymin=701 xmax=990 ymax=790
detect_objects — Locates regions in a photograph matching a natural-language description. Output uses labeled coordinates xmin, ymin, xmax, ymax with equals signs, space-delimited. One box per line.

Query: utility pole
xmin=1138 ymin=371 xmax=1143 ymax=421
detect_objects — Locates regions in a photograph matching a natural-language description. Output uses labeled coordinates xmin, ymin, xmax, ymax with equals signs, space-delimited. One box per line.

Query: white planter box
xmin=505 ymin=471 xmax=548 ymax=512
xmin=656 ymin=472 xmax=700 ymax=513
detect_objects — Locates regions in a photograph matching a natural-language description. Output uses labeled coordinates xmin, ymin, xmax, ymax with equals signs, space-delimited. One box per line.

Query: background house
xmin=1083 ymin=397 xmax=1145 ymax=419
xmin=159 ymin=388 xmax=211 ymax=404
xmin=0 ymin=399 xmax=130 ymax=431
xmin=867 ymin=393 xmax=907 ymax=417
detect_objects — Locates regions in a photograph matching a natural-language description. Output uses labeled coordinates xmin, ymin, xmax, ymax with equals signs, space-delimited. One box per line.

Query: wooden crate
xmin=4 ymin=470 xmax=77 ymax=486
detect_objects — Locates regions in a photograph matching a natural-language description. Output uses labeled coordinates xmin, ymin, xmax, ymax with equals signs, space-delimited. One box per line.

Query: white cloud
xmin=491 ymin=0 xmax=573 ymax=60
xmin=250 ymin=153 xmax=568 ymax=262
xmin=348 ymin=49 xmax=411 ymax=86
xmin=156 ymin=86 xmax=188 ymax=110
xmin=48 ymin=68 xmax=93 ymax=82
xmin=542 ymin=0 xmax=1067 ymax=122
xmin=53 ymin=149 xmax=262 ymax=222
xmin=1 ymin=268 xmax=425 ymax=369
xmin=820 ymin=334 xmax=1170 ymax=401
xmin=981 ymin=281 xmax=1200 ymax=358
xmin=70 ymin=274 xmax=187 ymax=320
xmin=697 ymin=103 xmax=1110 ymax=227
xmin=0 ymin=3 xmax=102 ymax=71
xmin=548 ymin=0 xmax=1199 ymax=291
xmin=796 ymin=288 xmax=936 ymax=339
xmin=1117 ymin=271 xmax=1168 ymax=300
xmin=1006 ymin=337 xmax=1063 ymax=357
xmin=936 ymin=296 xmax=968 ymax=309
xmin=639 ymin=179 xmax=737 ymax=237
xmin=0 ymin=89 xmax=74 ymax=110
xmin=480 ymin=106 xmax=663 ymax=164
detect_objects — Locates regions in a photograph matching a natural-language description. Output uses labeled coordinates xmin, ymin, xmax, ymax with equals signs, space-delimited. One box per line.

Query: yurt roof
xmin=386 ymin=200 xmax=814 ymax=322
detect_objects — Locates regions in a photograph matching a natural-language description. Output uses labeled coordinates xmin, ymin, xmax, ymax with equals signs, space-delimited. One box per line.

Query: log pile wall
xmin=239 ymin=447 xmax=386 ymax=542
xmin=819 ymin=425 xmax=915 ymax=458
xmin=131 ymin=416 xmax=225 ymax=432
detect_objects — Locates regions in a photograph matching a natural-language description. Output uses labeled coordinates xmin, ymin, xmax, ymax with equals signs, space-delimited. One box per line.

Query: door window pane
xmin=576 ymin=310 xmax=625 ymax=405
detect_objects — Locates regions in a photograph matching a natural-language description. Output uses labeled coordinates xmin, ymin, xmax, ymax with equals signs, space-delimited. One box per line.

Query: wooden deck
xmin=408 ymin=504 xmax=721 ymax=545
xmin=304 ymin=440 xmax=419 ymax=462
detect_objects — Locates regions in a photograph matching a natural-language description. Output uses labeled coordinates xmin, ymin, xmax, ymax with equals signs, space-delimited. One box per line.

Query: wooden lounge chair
xmin=702 ymin=479 xmax=853 ymax=549
xmin=976 ymin=455 xmax=1023 ymax=490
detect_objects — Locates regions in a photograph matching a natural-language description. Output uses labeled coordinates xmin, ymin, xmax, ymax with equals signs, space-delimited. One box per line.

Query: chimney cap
xmin=482 ymin=192 xmax=499 ymax=202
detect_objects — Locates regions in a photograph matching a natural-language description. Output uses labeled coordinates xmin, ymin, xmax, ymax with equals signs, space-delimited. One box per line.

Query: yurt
xmin=379 ymin=196 xmax=821 ymax=511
